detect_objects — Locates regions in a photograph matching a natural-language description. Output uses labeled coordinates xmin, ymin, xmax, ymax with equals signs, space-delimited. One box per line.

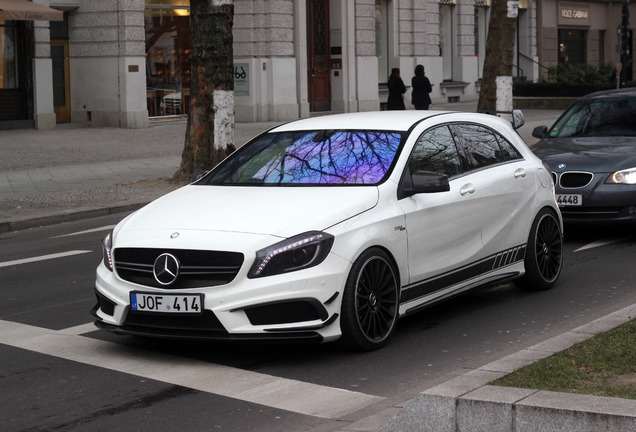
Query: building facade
xmin=536 ymin=0 xmax=633 ymax=81
xmin=2 ymin=0 xmax=546 ymax=130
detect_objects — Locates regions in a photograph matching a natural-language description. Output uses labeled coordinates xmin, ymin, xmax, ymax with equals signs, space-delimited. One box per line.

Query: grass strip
xmin=491 ymin=318 xmax=636 ymax=400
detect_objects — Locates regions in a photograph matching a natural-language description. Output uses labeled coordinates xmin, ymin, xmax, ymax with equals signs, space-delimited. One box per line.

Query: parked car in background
xmin=93 ymin=110 xmax=563 ymax=350
xmin=532 ymin=88 xmax=636 ymax=223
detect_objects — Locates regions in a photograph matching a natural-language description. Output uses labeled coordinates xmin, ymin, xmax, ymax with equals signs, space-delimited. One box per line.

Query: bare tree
xmin=477 ymin=0 xmax=518 ymax=113
xmin=173 ymin=0 xmax=236 ymax=183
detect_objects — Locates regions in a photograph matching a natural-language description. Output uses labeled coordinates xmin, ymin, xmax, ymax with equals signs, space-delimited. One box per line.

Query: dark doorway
xmin=0 ymin=20 xmax=29 ymax=123
xmin=307 ymin=0 xmax=331 ymax=112
xmin=51 ymin=40 xmax=70 ymax=122
xmin=50 ymin=14 xmax=70 ymax=123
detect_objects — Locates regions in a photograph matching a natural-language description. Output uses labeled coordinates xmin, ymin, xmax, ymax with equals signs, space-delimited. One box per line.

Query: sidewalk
xmin=0 ymin=117 xmax=279 ymax=231
xmin=1 ymin=105 xmax=635 ymax=430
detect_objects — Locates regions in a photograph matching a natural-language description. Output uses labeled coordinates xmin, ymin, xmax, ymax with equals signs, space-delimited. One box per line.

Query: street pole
xmin=619 ymin=0 xmax=630 ymax=88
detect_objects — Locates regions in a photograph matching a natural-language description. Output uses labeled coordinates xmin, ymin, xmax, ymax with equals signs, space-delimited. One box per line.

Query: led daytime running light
xmin=102 ymin=232 xmax=114 ymax=271
xmin=254 ymin=233 xmax=324 ymax=276
xmin=249 ymin=231 xmax=334 ymax=278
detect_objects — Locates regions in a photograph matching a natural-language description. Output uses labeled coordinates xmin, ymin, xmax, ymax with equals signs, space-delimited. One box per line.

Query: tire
xmin=340 ymin=248 xmax=399 ymax=351
xmin=515 ymin=208 xmax=563 ymax=291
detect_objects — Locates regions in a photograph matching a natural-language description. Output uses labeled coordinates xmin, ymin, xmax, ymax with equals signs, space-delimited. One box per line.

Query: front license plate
xmin=130 ymin=292 xmax=203 ymax=314
xmin=556 ymin=194 xmax=583 ymax=207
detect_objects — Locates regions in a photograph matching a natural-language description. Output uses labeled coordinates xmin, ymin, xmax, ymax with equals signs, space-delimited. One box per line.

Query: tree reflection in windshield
xmin=209 ymin=130 xmax=402 ymax=185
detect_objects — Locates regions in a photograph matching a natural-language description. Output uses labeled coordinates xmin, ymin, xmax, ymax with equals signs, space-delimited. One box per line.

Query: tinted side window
xmin=451 ymin=124 xmax=522 ymax=169
xmin=451 ymin=124 xmax=501 ymax=169
xmin=495 ymin=133 xmax=523 ymax=161
xmin=409 ymin=126 xmax=462 ymax=177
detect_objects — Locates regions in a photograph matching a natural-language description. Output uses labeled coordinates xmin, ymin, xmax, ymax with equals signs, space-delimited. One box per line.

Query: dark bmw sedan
xmin=531 ymin=88 xmax=636 ymax=223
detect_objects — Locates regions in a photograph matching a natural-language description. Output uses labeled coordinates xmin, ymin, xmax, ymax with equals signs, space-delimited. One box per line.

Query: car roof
xmin=580 ymin=87 xmax=636 ymax=101
xmin=270 ymin=110 xmax=454 ymax=132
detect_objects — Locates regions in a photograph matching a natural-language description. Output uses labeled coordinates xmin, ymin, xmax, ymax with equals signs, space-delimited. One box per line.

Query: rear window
xmin=549 ymin=97 xmax=636 ymax=138
xmin=204 ymin=130 xmax=403 ymax=185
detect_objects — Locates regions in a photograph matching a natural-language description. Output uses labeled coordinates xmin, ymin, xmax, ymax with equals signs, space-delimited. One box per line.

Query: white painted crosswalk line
xmin=51 ymin=225 xmax=116 ymax=238
xmin=575 ymin=238 xmax=623 ymax=252
xmin=0 ymin=250 xmax=92 ymax=268
xmin=0 ymin=319 xmax=383 ymax=419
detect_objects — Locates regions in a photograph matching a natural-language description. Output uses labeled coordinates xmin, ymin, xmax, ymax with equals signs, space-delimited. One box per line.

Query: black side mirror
xmin=402 ymin=170 xmax=450 ymax=197
xmin=532 ymin=126 xmax=548 ymax=139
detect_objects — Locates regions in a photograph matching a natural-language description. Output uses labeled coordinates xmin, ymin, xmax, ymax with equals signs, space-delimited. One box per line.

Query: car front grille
xmin=114 ymin=248 xmax=244 ymax=289
xmin=557 ymin=171 xmax=593 ymax=189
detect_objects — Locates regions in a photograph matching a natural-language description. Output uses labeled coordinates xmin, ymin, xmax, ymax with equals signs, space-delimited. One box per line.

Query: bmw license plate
xmin=556 ymin=194 xmax=582 ymax=207
xmin=130 ymin=292 xmax=203 ymax=314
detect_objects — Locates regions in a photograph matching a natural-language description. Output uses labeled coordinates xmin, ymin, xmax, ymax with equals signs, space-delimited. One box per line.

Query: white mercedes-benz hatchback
xmin=93 ymin=110 xmax=563 ymax=350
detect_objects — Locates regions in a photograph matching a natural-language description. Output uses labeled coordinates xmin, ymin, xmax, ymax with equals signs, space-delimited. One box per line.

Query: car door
xmin=398 ymin=124 xmax=484 ymax=306
xmin=398 ymin=123 xmax=533 ymax=309
xmin=450 ymin=123 xmax=534 ymax=256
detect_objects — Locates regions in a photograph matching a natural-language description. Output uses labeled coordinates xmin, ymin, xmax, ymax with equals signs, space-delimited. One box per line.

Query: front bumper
xmin=92 ymin=252 xmax=350 ymax=343
xmin=555 ymin=174 xmax=636 ymax=223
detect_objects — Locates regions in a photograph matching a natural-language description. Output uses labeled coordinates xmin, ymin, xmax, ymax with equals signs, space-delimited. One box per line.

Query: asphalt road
xmin=1 ymin=214 xmax=635 ymax=432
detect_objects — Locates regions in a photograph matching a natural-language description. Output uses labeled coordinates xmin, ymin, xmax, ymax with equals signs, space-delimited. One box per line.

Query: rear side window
xmin=451 ymin=124 xmax=522 ymax=170
xmin=495 ymin=133 xmax=523 ymax=161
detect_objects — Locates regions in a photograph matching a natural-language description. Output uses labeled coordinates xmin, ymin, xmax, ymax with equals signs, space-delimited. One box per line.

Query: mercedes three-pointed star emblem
xmin=153 ymin=253 xmax=180 ymax=286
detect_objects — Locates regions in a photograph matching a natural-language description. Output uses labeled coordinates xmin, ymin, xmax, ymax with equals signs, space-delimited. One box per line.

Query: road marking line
xmin=575 ymin=239 xmax=623 ymax=252
xmin=0 ymin=250 xmax=92 ymax=269
xmin=61 ymin=322 xmax=98 ymax=335
xmin=0 ymin=319 xmax=383 ymax=419
xmin=51 ymin=225 xmax=116 ymax=238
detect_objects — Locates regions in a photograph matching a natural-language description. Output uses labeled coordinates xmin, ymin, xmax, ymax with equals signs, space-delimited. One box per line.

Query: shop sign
xmin=558 ymin=3 xmax=590 ymax=26
xmin=234 ymin=63 xmax=249 ymax=96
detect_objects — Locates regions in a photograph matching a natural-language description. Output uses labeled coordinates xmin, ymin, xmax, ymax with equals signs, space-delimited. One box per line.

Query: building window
xmin=474 ymin=6 xmax=488 ymax=80
xmin=440 ymin=4 xmax=454 ymax=81
xmin=145 ymin=1 xmax=191 ymax=117
xmin=599 ymin=30 xmax=605 ymax=63
xmin=375 ymin=0 xmax=389 ymax=84
xmin=558 ymin=29 xmax=587 ymax=64
xmin=0 ymin=19 xmax=18 ymax=89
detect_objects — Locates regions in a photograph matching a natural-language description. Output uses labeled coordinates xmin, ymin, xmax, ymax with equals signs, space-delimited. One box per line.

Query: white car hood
xmin=118 ymin=185 xmax=379 ymax=238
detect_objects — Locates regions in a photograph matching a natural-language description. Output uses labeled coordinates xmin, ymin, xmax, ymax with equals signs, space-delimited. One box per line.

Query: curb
xmin=383 ymin=304 xmax=636 ymax=432
xmin=0 ymin=202 xmax=148 ymax=234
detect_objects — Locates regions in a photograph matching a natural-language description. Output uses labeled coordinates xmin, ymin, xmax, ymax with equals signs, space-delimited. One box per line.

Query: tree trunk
xmin=477 ymin=0 xmax=518 ymax=113
xmin=173 ymin=0 xmax=235 ymax=183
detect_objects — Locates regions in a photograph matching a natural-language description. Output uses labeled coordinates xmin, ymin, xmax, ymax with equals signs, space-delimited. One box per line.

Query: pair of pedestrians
xmin=386 ymin=65 xmax=432 ymax=111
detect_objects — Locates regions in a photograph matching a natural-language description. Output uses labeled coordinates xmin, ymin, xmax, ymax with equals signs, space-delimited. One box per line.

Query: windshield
xmin=204 ymin=130 xmax=403 ymax=185
xmin=549 ymin=97 xmax=636 ymax=138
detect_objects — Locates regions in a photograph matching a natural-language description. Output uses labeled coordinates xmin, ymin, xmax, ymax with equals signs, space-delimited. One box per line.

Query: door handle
xmin=460 ymin=184 xmax=475 ymax=196
xmin=514 ymin=168 xmax=527 ymax=179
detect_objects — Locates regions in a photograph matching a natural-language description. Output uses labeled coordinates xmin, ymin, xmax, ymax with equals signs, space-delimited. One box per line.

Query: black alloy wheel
xmin=340 ymin=248 xmax=399 ymax=350
xmin=515 ymin=208 xmax=563 ymax=291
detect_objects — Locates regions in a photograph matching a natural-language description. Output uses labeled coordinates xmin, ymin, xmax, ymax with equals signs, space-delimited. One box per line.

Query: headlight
xmin=248 ymin=231 xmax=334 ymax=278
xmin=102 ymin=231 xmax=113 ymax=271
xmin=606 ymin=168 xmax=636 ymax=185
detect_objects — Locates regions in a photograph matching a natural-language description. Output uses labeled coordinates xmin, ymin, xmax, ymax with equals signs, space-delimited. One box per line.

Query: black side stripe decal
xmin=401 ymin=245 xmax=526 ymax=304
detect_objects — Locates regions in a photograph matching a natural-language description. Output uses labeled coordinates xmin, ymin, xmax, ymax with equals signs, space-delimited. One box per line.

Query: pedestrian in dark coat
xmin=387 ymin=68 xmax=406 ymax=110
xmin=411 ymin=64 xmax=432 ymax=110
